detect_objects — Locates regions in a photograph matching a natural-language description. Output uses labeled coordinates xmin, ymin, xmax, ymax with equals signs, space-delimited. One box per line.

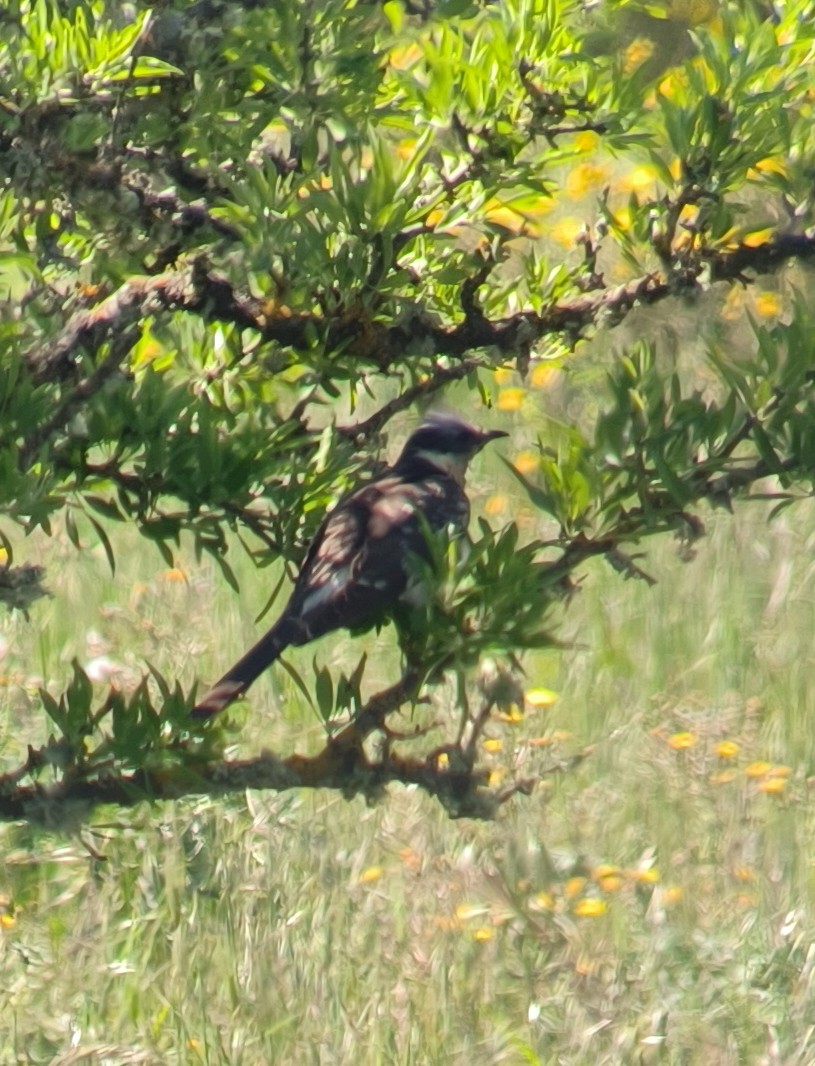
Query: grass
xmin=3 ymin=468 xmax=815 ymax=1064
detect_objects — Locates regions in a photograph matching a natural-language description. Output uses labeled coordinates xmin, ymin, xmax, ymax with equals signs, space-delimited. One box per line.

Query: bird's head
xmin=397 ymin=413 xmax=509 ymax=484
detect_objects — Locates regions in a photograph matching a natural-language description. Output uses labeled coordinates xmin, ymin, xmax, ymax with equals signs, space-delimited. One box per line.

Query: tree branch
xmin=25 ymin=233 xmax=815 ymax=389
xmin=0 ymin=668 xmax=552 ymax=823
xmin=336 ymin=356 xmax=487 ymax=443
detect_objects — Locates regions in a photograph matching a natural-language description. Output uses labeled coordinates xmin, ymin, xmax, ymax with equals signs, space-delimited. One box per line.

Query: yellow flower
xmin=758 ymin=777 xmax=787 ymax=795
xmin=550 ymin=217 xmax=584 ymax=249
xmin=531 ymin=891 xmax=555 ymax=911
xmin=358 ymin=866 xmax=383 ymax=884
xmin=456 ymin=902 xmax=486 ymax=921
xmin=484 ymin=494 xmax=508 ymax=516
xmin=160 ymin=568 xmax=187 ymax=582
xmin=472 ymin=926 xmax=495 ymax=941
xmin=600 ymin=875 xmax=624 ymax=892
xmin=530 ymin=363 xmax=560 ymax=389
xmin=483 ymin=738 xmax=503 ymax=753
xmin=497 ymin=703 xmax=524 ymax=724
xmin=616 ymin=164 xmax=659 ymax=196
xmin=497 ymin=387 xmax=525 ymax=412
xmin=629 ymin=868 xmax=660 ymax=885
xmin=565 ymin=162 xmax=610 ymax=200
xmin=565 ymin=876 xmax=586 ymax=899
xmin=753 ymin=292 xmax=782 ymax=318
xmin=574 ymin=131 xmax=600 ymax=154
xmin=513 ymin=451 xmax=539 ymax=476
xmin=573 ymin=898 xmax=606 ymax=918
xmin=661 ymin=886 xmax=683 ymax=906
xmin=526 ymin=687 xmax=558 ymax=708
xmin=667 ymin=731 xmax=697 ymax=750
xmin=715 ymin=740 xmax=740 ymax=759
xmin=592 ymin=864 xmax=620 ymax=880
xmin=593 ymin=865 xmax=623 ymax=891
xmin=745 ymin=761 xmax=773 ymax=778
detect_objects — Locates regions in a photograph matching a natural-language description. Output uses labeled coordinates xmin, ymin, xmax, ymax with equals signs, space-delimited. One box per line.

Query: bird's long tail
xmin=190 ymin=618 xmax=294 ymax=719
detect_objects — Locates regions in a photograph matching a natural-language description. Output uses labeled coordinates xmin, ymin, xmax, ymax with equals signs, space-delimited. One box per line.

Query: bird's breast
xmin=367 ymin=479 xmax=450 ymax=539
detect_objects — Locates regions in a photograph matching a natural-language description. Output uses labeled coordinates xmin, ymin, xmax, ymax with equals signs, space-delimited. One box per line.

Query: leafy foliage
xmin=2 ymin=0 xmax=815 ymax=813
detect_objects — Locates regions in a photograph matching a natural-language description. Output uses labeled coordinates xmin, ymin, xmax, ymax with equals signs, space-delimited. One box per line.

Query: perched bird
xmin=191 ymin=413 xmax=508 ymax=718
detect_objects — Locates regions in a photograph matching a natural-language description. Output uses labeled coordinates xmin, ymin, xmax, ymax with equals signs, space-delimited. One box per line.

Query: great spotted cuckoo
xmin=191 ymin=413 xmax=508 ymax=718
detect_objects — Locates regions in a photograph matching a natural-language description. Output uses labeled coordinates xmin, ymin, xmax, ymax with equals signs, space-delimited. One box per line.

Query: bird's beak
xmin=478 ymin=428 xmax=509 ymax=448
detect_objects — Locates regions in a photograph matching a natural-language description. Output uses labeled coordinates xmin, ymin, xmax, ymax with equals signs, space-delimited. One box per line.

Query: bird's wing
xmin=287 ymin=473 xmax=463 ymax=640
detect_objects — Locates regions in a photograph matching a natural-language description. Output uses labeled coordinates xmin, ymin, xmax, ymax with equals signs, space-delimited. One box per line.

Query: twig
xmin=337 ymin=357 xmax=487 ymax=443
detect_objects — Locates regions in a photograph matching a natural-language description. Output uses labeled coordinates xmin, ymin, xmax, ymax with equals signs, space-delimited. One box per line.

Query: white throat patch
xmin=413 ymin=449 xmax=470 ymax=486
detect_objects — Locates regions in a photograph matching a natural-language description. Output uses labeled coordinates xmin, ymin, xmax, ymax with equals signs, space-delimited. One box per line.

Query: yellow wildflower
xmin=531 ymin=891 xmax=555 ymax=911
xmin=497 ymin=387 xmax=525 ymax=412
xmin=484 ymin=494 xmax=508 ymax=516
xmin=667 ymin=731 xmax=697 ymax=750
xmin=513 ymin=451 xmax=539 ymax=476
xmin=472 ymin=926 xmax=495 ymax=941
xmin=565 ymin=877 xmax=585 ymax=899
xmin=358 ymin=866 xmax=383 ymax=884
xmin=526 ymin=687 xmax=558 ymax=708
xmin=745 ymin=761 xmax=773 ymax=778
xmin=573 ymin=898 xmax=606 ymax=917
xmin=753 ymin=292 xmax=782 ymax=318
xmin=758 ymin=777 xmax=786 ymax=795
xmin=715 ymin=740 xmax=740 ymax=759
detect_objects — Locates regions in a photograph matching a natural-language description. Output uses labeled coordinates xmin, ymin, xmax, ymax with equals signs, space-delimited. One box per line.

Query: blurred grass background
xmin=3 ymin=394 xmax=815 ymax=1065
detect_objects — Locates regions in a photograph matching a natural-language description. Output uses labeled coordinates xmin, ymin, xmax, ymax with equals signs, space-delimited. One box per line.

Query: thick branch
xmin=0 ymin=669 xmax=541 ymax=822
xmin=25 ymin=233 xmax=815 ymax=387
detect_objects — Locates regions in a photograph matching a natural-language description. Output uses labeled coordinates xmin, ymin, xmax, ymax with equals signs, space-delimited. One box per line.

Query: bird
xmin=191 ymin=412 xmax=508 ymax=718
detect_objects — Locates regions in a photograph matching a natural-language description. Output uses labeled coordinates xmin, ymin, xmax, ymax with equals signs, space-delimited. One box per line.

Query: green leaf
xmin=88 ymin=515 xmax=116 ymax=574
xmin=314 ymin=660 xmax=334 ymax=722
